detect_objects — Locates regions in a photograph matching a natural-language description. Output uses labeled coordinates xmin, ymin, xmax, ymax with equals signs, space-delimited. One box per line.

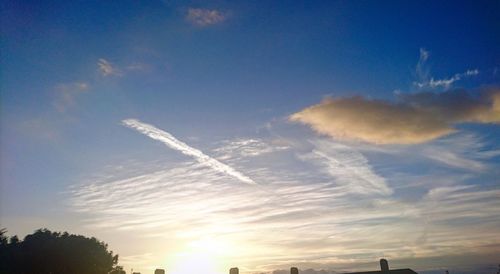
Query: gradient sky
xmin=1 ymin=1 xmax=500 ymax=274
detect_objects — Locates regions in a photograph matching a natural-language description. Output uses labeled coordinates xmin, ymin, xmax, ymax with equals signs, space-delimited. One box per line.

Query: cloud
xmin=418 ymin=133 xmax=499 ymax=172
xmin=415 ymin=48 xmax=430 ymax=83
xmin=68 ymin=145 xmax=500 ymax=273
xmin=98 ymin=58 xmax=122 ymax=77
xmin=125 ymin=63 xmax=148 ymax=71
xmin=300 ymin=139 xmax=392 ymax=195
xmin=415 ymin=69 xmax=479 ymax=89
xmin=213 ymin=138 xmax=290 ymax=160
xmin=290 ymin=87 xmax=500 ymax=144
xmin=413 ymin=48 xmax=479 ymax=89
xmin=122 ymin=119 xmax=255 ymax=184
xmin=186 ymin=8 xmax=227 ymax=26
xmin=52 ymin=82 xmax=89 ymax=112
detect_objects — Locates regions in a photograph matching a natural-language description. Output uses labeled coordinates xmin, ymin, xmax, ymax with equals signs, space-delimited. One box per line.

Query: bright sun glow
xmin=168 ymin=237 xmax=230 ymax=274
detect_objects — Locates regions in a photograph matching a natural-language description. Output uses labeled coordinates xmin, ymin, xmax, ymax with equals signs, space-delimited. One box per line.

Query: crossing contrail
xmin=122 ymin=119 xmax=256 ymax=185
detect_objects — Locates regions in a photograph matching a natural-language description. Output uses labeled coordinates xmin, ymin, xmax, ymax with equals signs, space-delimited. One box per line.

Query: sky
xmin=1 ymin=1 xmax=500 ymax=273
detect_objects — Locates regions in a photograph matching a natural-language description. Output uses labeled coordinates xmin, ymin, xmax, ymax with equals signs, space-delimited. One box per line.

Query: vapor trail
xmin=122 ymin=119 xmax=256 ymax=185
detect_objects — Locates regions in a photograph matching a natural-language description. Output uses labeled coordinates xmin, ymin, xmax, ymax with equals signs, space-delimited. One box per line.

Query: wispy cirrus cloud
xmin=290 ymin=87 xmax=500 ymax=144
xmin=67 ymin=116 xmax=500 ymax=273
xmin=98 ymin=58 xmax=122 ymax=77
xmin=122 ymin=119 xmax=255 ymax=184
xmin=418 ymin=133 xmax=500 ymax=172
xmin=68 ymin=134 xmax=500 ymax=272
xmin=213 ymin=138 xmax=290 ymax=160
xmin=415 ymin=69 xmax=479 ymax=90
xmin=415 ymin=48 xmax=430 ymax=83
xmin=97 ymin=58 xmax=149 ymax=77
xmin=52 ymin=82 xmax=89 ymax=112
xmin=413 ymin=48 xmax=479 ymax=89
xmin=186 ymin=8 xmax=228 ymax=27
xmin=300 ymin=139 xmax=392 ymax=195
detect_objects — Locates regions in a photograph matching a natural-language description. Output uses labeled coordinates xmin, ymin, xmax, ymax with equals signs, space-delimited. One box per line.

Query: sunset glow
xmin=169 ymin=238 xmax=229 ymax=274
xmin=1 ymin=1 xmax=499 ymax=274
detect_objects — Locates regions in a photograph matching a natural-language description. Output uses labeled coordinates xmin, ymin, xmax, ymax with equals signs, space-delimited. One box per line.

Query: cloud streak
xmin=413 ymin=48 xmax=479 ymax=90
xmin=186 ymin=8 xmax=228 ymax=26
xmin=98 ymin=58 xmax=122 ymax=77
xmin=213 ymin=138 xmax=290 ymax=160
xmin=122 ymin=119 xmax=255 ymax=184
xmin=67 ymin=129 xmax=500 ymax=273
xmin=415 ymin=69 xmax=479 ymax=89
xmin=68 ymin=139 xmax=500 ymax=273
xmin=301 ymin=139 xmax=392 ymax=195
xmin=290 ymin=87 xmax=500 ymax=144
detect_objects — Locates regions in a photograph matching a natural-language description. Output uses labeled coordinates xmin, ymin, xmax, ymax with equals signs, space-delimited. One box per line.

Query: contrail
xmin=122 ymin=119 xmax=256 ymax=185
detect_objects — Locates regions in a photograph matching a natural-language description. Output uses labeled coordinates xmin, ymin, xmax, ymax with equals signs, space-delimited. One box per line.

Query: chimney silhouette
xmin=380 ymin=259 xmax=389 ymax=273
xmin=154 ymin=269 xmax=165 ymax=274
xmin=291 ymin=267 xmax=299 ymax=274
xmin=230 ymin=267 xmax=239 ymax=274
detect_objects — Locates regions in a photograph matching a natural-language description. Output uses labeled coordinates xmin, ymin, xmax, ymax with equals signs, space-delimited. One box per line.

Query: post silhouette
xmin=380 ymin=259 xmax=389 ymax=274
xmin=291 ymin=267 xmax=299 ymax=274
xmin=230 ymin=267 xmax=239 ymax=274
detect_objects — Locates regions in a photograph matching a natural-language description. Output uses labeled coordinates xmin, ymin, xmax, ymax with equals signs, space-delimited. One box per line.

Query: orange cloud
xmin=290 ymin=88 xmax=500 ymax=144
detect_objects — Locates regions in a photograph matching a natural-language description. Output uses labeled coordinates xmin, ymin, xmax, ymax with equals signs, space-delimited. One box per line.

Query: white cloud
xmin=413 ymin=48 xmax=479 ymax=89
xmin=69 ymin=153 xmax=500 ymax=272
xmin=416 ymin=69 xmax=480 ymax=89
xmin=213 ymin=138 xmax=290 ymax=160
xmin=299 ymin=139 xmax=392 ymax=195
xmin=186 ymin=8 xmax=228 ymax=26
xmin=67 ymin=123 xmax=500 ymax=273
xmin=419 ymin=133 xmax=498 ymax=172
xmin=98 ymin=58 xmax=122 ymax=77
xmin=122 ymin=119 xmax=255 ymax=184
xmin=415 ymin=48 xmax=430 ymax=83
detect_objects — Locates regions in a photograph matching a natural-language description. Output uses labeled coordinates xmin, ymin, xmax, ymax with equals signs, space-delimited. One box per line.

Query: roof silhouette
xmin=343 ymin=269 xmax=417 ymax=274
xmin=343 ymin=259 xmax=417 ymax=274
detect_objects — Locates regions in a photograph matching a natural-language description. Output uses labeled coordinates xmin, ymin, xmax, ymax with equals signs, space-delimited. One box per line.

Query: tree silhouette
xmin=0 ymin=228 xmax=119 ymax=274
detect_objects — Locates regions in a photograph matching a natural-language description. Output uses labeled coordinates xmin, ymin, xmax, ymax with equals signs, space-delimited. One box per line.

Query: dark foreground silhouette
xmin=230 ymin=260 xmax=417 ymax=274
xmin=1 ymin=229 xmax=420 ymax=274
xmin=0 ymin=228 xmax=119 ymax=274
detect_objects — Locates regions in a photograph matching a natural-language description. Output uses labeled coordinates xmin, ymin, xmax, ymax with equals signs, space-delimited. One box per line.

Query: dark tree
xmin=0 ymin=228 xmax=119 ymax=274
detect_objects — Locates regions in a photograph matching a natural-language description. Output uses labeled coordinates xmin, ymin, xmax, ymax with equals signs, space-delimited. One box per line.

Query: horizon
xmin=1 ymin=1 xmax=499 ymax=274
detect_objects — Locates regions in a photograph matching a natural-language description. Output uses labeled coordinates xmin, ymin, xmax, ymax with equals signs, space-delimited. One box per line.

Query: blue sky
xmin=1 ymin=1 xmax=500 ymax=273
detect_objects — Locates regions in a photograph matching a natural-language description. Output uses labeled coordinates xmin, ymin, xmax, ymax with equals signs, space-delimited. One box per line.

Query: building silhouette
xmin=282 ymin=259 xmax=417 ymax=274
xmin=342 ymin=259 xmax=417 ymax=274
xmin=125 ymin=259 xmax=417 ymax=274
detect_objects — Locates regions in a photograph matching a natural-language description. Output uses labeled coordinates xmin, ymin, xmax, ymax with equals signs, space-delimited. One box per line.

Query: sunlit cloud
xmin=122 ymin=119 xmax=255 ymax=184
xmin=68 ymin=129 xmax=500 ymax=272
xmin=290 ymin=87 xmax=500 ymax=144
xmin=186 ymin=8 xmax=228 ymax=27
